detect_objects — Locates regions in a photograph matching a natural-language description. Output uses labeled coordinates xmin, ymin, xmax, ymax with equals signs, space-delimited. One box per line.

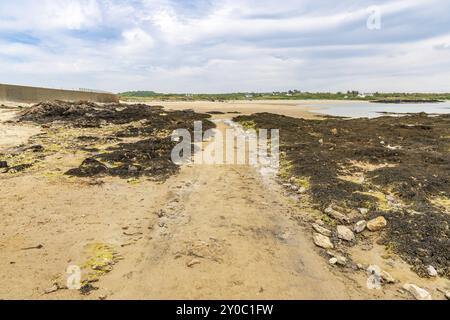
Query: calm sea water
xmin=310 ymin=101 xmax=450 ymax=118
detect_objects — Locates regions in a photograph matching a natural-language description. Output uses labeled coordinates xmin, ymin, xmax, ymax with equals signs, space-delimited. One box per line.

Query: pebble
xmin=358 ymin=208 xmax=369 ymax=215
xmin=427 ymin=265 xmax=438 ymax=277
xmin=354 ymin=220 xmax=367 ymax=233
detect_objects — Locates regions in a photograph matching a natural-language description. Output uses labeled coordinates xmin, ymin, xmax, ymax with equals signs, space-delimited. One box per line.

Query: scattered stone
xmin=331 ymin=128 xmax=338 ymax=135
xmin=367 ymin=216 xmax=387 ymax=231
xmin=324 ymin=206 xmax=350 ymax=223
xmin=380 ymin=270 xmax=396 ymax=284
xmin=329 ymin=258 xmax=338 ymax=265
xmin=187 ymin=259 xmax=201 ymax=268
xmin=427 ymin=265 xmax=438 ymax=277
xmin=312 ymin=223 xmax=332 ymax=237
xmin=446 ymin=292 xmax=450 ymax=300
xmin=313 ymin=233 xmax=334 ymax=249
xmin=358 ymin=208 xmax=369 ymax=215
xmin=336 ymin=225 xmax=355 ymax=241
xmin=354 ymin=220 xmax=367 ymax=233
xmin=336 ymin=255 xmax=347 ymax=266
xmin=0 ymin=161 xmax=8 ymax=168
xmin=403 ymin=283 xmax=432 ymax=300
xmin=356 ymin=263 xmax=365 ymax=270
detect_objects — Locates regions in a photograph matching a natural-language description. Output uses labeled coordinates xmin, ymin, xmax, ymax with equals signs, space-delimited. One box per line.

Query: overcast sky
xmin=0 ymin=0 xmax=449 ymax=93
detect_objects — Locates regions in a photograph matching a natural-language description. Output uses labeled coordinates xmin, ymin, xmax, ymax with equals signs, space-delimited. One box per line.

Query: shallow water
xmin=310 ymin=101 xmax=450 ymax=118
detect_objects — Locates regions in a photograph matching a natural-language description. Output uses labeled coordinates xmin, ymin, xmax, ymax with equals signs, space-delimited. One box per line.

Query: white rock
xmin=335 ymin=255 xmax=348 ymax=266
xmin=367 ymin=216 xmax=387 ymax=231
xmin=337 ymin=225 xmax=355 ymax=241
xmin=427 ymin=265 xmax=438 ymax=277
xmin=313 ymin=233 xmax=334 ymax=249
xmin=358 ymin=208 xmax=369 ymax=215
xmin=354 ymin=220 xmax=367 ymax=233
xmin=312 ymin=223 xmax=332 ymax=237
xmin=445 ymin=292 xmax=450 ymax=300
xmin=329 ymin=258 xmax=338 ymax=265
xmin=403 ymin=284 xmax=432 ymax=300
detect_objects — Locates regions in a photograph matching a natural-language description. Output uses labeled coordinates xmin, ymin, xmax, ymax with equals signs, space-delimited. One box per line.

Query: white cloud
xmin=0 ymin=0 xmax=449 ymax=92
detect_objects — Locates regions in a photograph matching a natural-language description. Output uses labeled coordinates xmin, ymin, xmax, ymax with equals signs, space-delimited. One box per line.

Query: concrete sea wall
xmin=0 ymin=83 xmax=118 ymax=104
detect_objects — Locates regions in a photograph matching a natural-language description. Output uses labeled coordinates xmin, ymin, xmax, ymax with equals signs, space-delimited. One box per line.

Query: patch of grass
xmin=240 ymin=120 xmax=257 ymax=131
xmin=319 ymin=214 xmax=337 ymax=227
xmin=356 ymin=191 xmax=391 ymax=211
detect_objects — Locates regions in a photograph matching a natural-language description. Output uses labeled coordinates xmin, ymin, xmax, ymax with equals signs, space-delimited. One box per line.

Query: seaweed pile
xmin=235 ymin=112 xmax=450 ymax=278
xmin=15 ymin=101 xmax=214 ymax=180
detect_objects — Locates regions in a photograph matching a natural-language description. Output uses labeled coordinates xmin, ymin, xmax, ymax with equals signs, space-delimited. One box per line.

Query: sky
xmin=0 ymin=0 xmax=449 ymax=93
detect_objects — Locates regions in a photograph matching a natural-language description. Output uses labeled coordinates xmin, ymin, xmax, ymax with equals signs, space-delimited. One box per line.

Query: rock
xmin=333 ymin=255 xmax=347 ymax=266
xmin=315 ymin=219 xmax=325 ymax=226
xmin=312 ymin=223 xmax=332 ymax=237
xmin=44 ymin=284 xmax=59 ymax=294
xmin=354 ymin=220 xmax=367 ymax=233
xmin=186 ymin=259 xmax=201 ymax=268
xmin=331 ymin=128 xmax=338 ymax=135
xmin=403 ymin=284 xmax=432 ymax=300
xmin=358 ymin=208 xmax=369 ymax=215
xmin=446 ymin=292 xmax=450 ymax=300
xmin=297 ymin=186 xmax=307 ymax=194
xmin=324 ymin=206 xmax=350 ymax=223
xmin=313 ymin=233 xmax=334 ymax=249
xmin=337 ymin=225 xmax=355 ymax=241
xmin=380 ymin=271 xmax=396 ymax=284
xmin=329 ymin=258 xmax=338 ymax=265
xmin=128 ymin=165 xmax=138 ymax=173
xmin=427 ymin=265 xmax=438 ymax=277
xmin=0 ymin=161 xmax=8 ymax=168
xmin=356 ymin=263 xmax=365 ymax=270
xmin=326 ymin=251 xmax=348 ymax=266
xmin=367 ymin=216 xmax=387 ymax=231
